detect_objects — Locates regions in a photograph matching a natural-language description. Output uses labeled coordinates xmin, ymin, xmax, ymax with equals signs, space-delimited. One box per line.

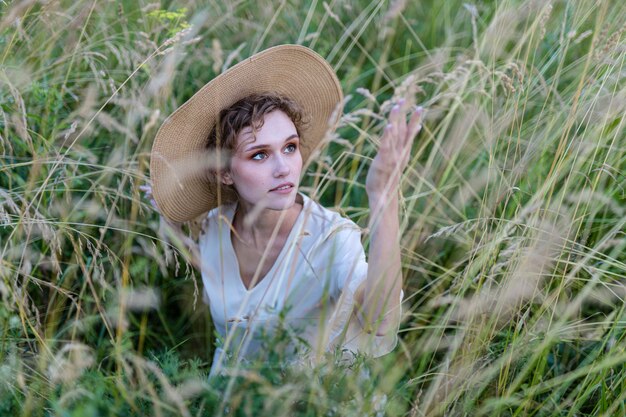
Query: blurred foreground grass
xmin=0 ymin=0 xmax=625 ymax=416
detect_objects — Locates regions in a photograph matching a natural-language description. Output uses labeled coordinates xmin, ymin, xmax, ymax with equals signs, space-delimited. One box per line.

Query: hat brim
xmin=150 ymin=44 xmax=343 ymax=223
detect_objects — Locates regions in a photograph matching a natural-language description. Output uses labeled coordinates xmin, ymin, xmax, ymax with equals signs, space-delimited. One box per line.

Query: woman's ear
xmin=218 ymin=170 xmax=234 ymax=186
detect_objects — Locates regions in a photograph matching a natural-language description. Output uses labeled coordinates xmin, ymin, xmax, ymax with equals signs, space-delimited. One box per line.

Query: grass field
xmin=1 ymin=0 xmax=625 ymax=415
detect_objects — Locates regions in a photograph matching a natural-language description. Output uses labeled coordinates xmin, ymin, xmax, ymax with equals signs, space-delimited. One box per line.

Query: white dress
xmin=198 ymin=192 xmax=403 ymax=377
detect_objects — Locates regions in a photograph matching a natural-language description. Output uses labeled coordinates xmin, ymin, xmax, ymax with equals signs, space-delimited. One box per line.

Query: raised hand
xmin=357 ymin=100 xmax=423 ymax=336
xmin=365 ymin=100 xmax=423 ymax=200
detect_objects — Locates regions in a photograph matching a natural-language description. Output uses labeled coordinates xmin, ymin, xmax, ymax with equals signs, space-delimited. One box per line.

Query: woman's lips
xmin=270 ymin=183 xmax=294 ymax=193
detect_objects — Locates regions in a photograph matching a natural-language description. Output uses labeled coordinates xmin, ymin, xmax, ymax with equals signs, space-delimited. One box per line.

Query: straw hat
xmin=149 ymin=44 xmax=343 ymax=223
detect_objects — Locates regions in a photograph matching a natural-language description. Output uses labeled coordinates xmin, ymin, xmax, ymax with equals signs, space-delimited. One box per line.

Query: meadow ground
xmin=0 ymin=0 xmax=625 ymax=415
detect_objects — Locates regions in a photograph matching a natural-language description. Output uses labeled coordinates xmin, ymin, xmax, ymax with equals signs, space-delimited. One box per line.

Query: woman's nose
xmin=273 ymin=154 xmax=290 ymax=177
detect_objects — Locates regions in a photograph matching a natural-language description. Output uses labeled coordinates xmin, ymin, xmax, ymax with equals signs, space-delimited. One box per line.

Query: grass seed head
xmin=48 ymin=343 xmax=95 ymax=385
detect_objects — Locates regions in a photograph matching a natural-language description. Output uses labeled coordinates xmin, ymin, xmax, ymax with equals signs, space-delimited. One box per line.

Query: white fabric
xmin=198 ymin=192 xmax=403 ymax=377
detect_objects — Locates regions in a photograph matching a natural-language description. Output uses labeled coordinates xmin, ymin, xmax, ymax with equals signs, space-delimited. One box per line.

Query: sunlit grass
xmin=1 ymin=0 xmax=624 ymax=415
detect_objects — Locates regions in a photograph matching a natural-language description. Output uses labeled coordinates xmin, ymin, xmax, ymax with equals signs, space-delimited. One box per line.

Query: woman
xmin=147 ymin=45 xmax=422 ymax=377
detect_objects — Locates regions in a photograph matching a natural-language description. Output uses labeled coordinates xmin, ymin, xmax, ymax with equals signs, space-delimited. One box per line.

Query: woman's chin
xmin=238 ymin=188 xmax=299 ymax=212
xmin=271 ymin=193 xmax=299 ymax=211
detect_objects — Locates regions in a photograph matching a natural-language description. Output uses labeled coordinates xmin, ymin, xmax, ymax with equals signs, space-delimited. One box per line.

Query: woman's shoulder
xmin=197 ymin=202 xmax=236 ymax=238
xmin=196 ymin=193 xmax=360 ymax=240
xmin=300 ymin=193 xmax=361 ymax=241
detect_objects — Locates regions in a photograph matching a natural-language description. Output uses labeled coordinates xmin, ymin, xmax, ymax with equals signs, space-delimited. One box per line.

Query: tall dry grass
xmin=0 ymin=0 xmax=624 ymax=416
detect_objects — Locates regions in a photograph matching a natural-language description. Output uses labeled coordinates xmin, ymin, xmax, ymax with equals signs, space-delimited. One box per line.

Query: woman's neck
xmin=232 ymin=194 xmax=303 ymax=249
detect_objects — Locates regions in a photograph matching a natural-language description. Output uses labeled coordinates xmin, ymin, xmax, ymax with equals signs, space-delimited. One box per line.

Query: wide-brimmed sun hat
xmin=149 ymin=44 xmax=344 ymax=223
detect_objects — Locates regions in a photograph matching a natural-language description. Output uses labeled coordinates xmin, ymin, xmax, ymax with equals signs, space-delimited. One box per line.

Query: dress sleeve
xmin=320 ymin=222 xmax=404 ymax=358
xmin=325 ymin=223 xmax=368 ymax=297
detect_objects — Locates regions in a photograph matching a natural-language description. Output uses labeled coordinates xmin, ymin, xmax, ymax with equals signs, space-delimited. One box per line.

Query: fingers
xmin=395 ymin=107 xmax=421 ymax=167
xmin=407 ymin=106 xmax=424 ymax=141
xmin=388 ymin=100 xmax=424 ymax=149
xmin=395 ymin=105 xmax=424 ymax=171
xmin=379 ymin=123 xmax=393 ymax=153
xmin=389 ymin=100 xmax=407 ymax=145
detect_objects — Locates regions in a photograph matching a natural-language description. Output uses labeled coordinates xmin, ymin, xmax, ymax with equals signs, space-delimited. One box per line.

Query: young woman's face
xmin=221 ymin=110 xmax=303 ymax=211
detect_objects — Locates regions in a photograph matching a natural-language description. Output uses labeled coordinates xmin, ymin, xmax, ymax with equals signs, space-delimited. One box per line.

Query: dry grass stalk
xmin=47 ymin=343 xmax=94 ymax=385
xmin=128 ymin=354 xmax=192 ymax=417
xmin=451 ymin=216 xmax=568 ymax=325
xmin=211 ymin=38 xmax=224 ymax=74
xmin=119 ymin=287 xmax=161 ymax=312
xmin=0 ymin=0 xmax=37 ymax=32
xmin=538 ymin=4 xmax=553 ymax=40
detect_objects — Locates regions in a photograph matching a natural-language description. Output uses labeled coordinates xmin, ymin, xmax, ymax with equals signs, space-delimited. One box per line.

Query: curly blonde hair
xmin=206 ymin=93 xmax=308 ymax=162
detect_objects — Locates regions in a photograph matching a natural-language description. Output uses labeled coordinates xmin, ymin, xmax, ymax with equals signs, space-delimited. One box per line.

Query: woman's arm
xmin=355 ymin=101 xmax=423 ymax=336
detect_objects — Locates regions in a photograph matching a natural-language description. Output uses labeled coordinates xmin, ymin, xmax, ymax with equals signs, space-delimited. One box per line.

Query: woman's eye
xmin=251 ymin=143 xmax=296 ymax=160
